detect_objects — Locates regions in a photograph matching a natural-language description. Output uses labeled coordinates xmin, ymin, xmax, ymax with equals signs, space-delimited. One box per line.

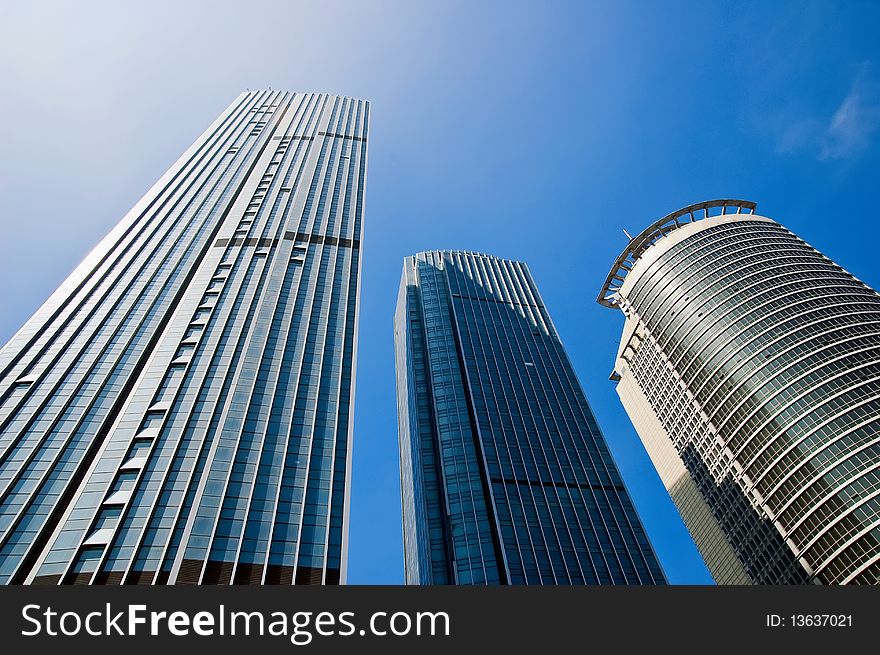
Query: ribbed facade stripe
xmin=395 ymin=251 xmax=665 ymax=585
xmin=0 ymin=90 xmax=369 ymax=585
xmin=600 ymin=200 xmax=880 ymax=585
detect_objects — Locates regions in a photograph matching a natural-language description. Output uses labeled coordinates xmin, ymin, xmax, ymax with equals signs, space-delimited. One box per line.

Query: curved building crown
xmin=598 ymin=199 xmax=757 ymax=307
xmin=599 ymin=199 xmax=880 ymax=585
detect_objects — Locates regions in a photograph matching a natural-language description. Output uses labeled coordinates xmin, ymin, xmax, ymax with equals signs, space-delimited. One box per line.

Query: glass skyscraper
xmin=599 ymin=199 xmax=880 ymax=584
xmin=394 ymin=250 xmax=665 ymax=585
xmin=0 ymin=90 xmax=369 ymax=585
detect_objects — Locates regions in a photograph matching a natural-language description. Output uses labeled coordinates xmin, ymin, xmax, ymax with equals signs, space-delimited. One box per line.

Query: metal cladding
xmin=395 ymin=250 xmax=666 ymax=585
xmin=601 ymin=200 xmax=880 ymax=584
xmin=0 ymin=90 xmax=369 ymax=585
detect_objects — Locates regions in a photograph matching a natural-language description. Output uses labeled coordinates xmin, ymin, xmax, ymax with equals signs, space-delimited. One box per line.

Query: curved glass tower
xmin=599 ymin=199 xmax=880 ymax=585
xmin=396 ymin=250 xmax=665 ymax=585
xmin=0 ymin=90 xmax=368 ymax=585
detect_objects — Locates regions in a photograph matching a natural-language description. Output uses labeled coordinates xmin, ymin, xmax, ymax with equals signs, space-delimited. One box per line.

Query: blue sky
xmin=1 ymin=0 xmax=879 ymax=584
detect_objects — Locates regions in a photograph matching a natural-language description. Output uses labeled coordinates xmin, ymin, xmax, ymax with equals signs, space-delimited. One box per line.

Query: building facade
xmin=0 ymin=90 xmax=369 ymax=584
xmin=395 ymin=250 xmax=665 ymax=585
xmin=599 ymin=199 xmax=880 ymax=585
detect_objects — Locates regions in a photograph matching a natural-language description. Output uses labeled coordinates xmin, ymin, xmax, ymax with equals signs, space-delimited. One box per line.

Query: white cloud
xmin=762 ymin=63 xmax=880 ymax=161
xmin=820 ymin=66 xmax=880 ymax=159
xmin=772 ymin=116 xmax=823 ymax=155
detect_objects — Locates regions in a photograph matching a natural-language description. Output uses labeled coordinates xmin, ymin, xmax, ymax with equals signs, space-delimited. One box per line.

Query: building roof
xmin=596 ymin=199 xmax=757 ymax=308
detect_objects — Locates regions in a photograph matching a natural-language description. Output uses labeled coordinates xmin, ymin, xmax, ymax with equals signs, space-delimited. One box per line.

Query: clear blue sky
xmin=1 ymin=0 xmax=879 ymax=584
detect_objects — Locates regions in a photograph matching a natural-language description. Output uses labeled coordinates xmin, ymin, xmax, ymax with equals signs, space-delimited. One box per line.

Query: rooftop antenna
xmin=623 ymin=228 xmax=633 ymax=240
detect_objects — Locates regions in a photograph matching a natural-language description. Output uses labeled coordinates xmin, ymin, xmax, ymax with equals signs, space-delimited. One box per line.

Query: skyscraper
xmin=395 ymin=250 xmax=665 ymax=585
xmin=0 ymin=90 xmax=369 ymax=585
xmin=599 ymin=199 xmax=880 ymax=585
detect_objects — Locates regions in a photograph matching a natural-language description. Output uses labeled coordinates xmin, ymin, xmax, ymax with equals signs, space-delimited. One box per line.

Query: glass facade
xmin=395 ymin=251 xmax=665 ymax=585
xmin=0 ymin=90 xmax=369 ymax=584
xmin=600 ymin=200 xmax=880 ymax=584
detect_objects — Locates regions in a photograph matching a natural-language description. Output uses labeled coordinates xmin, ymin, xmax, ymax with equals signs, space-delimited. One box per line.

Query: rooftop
xmin=596 ymin=199 xmax=757 ymax=308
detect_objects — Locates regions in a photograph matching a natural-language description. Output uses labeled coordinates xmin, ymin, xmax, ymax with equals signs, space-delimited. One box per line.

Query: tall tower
xmin=394 ymin=250 xmax=665 ymax=585
xmin=0 ymin=91 xmax=369 ymax=584
xmin=599 ymin=199 xmax=880 ymax=585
